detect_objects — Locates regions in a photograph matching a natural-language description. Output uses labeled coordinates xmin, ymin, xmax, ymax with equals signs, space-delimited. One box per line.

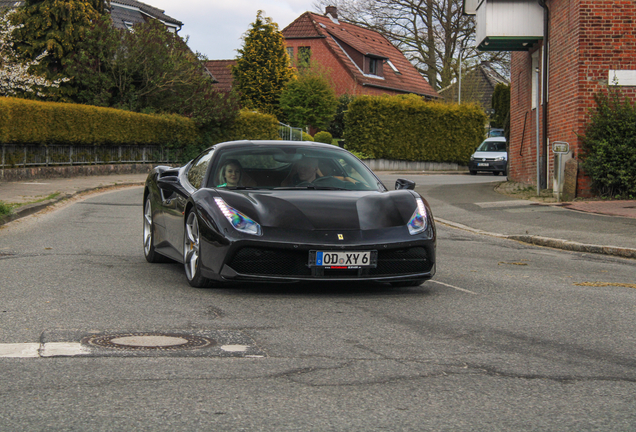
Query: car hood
xmin=211 ymin=189 xmax=418 ymax=231
xmin=472 ymin=151 xmax=507 ymax=160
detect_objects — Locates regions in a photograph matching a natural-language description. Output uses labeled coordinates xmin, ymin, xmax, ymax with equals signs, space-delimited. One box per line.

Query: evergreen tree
xmin=64 ymin=19 xmax=239 ymax=135
xmin=232 ymin=10 xmax=294 ymax=117
xmin=280 ymin=64 xmax=338 ymax=131
xmin=11 ymin=0 xmax=106 ymax=75
xmin=491 ymin=83 xmax=510 ymax=129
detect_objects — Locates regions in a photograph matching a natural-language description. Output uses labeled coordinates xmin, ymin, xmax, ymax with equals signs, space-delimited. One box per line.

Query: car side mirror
xmin=395 ymin=178 xmax=415 ymax=190
xmin=157 ymin=176 xmax=188 ymax=197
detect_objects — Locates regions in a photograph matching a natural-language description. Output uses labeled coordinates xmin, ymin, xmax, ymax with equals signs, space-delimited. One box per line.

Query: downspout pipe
xmin=538 ymin=0 xmax=549 ymax=190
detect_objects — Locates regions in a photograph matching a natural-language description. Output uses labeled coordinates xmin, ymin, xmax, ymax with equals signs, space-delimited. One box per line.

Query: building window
xmin=286 ymin=47 xmax=294 ymax=61
xmin=369 ymin=58 xmax=378 ymax=75
xmin=298 ymin=47 xmax=311 ymax=67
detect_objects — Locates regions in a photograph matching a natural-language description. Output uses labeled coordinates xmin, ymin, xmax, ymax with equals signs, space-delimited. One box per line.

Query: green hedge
xmin=344 ymin=95 xmax=487 ymax=164
xmin=228 ymin=109 xmax=280 ymax=141
xmin=313 ymin=131 xmax=333 ymax=144
xmin=0 ymin=97 xmax=198 ymax=146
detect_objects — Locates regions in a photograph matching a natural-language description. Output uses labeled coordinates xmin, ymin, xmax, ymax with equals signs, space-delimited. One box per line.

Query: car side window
xmin=187 ymin=149 xmax=214 ymax=189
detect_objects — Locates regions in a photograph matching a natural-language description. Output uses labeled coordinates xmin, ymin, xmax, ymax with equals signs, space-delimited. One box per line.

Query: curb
xmin=0 ymin=182 xmax=145 ymax=227
xmin=435 ymin=217 xmax=636 ymax=260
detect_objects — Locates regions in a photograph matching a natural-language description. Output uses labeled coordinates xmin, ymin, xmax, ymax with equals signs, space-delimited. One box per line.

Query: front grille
xmin=227 ymin=246 xmax=431 ymax=278
xmin=228 ymin=247 xmax=311 ymax=276
xmin=370 ymin=247 xmax=431 ymax=275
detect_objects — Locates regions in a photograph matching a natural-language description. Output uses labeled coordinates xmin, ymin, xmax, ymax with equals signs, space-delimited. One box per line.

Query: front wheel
xmin=184 ymin=211 xmax=213 ymax=288
xmin=469 ymin=170 xmax=477 ymax=175
xmin=143 ymin=197 xmax=171 ymax=263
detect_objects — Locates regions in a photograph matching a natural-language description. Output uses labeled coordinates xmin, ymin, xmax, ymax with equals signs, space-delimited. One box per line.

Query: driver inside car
xmin=281 ymin=157 xmax=322 ymax=186
xmin=281 ymin=156 xmax=362 ymax=187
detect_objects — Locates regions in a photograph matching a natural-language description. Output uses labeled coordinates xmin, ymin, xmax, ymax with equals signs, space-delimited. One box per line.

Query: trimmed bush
xmin=302 ymin=131 xmax=314 ymax=141
xmin=0 ymin=97 xmax=198 ymax=146
xmin=313 ymin=131 xmax=333 ymax=144
xmin=228 ymin=109 xmax=280 ymax=141
xmin=581 ymin=89 xmax=636 ymax=198
xmin=344 ymin=95 xmax=486 ymax=164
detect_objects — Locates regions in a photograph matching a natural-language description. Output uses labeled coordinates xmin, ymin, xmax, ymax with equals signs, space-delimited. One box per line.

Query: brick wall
xmin=510 ymin=0 xmax=636 ymax=197
xmin=510 ymin=51 xmax=542 ymax=185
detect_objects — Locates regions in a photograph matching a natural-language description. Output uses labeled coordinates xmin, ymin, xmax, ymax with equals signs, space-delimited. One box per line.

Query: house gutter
xmin=538 ymin=0 xmax=549 ymax=190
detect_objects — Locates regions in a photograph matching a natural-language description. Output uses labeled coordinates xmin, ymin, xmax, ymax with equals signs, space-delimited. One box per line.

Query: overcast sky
xmin=146 ymin=0 xmax=322 ymax=60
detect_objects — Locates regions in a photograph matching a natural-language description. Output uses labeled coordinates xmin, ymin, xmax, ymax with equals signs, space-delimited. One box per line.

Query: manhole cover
xmin=83 ymin=333 xmax=215 ymax=351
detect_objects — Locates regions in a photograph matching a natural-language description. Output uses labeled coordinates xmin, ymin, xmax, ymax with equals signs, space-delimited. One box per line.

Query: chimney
xmin=325 ymin=6 xmax=338 ymax=19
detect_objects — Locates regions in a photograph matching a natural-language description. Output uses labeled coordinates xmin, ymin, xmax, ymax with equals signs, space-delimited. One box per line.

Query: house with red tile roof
xmin=282 ymin=7 xmax=438 ymax=99
xmin=204 ymin=60 xmax=236 ymax=93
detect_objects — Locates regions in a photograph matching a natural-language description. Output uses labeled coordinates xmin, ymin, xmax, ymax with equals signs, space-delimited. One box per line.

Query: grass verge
xmin=0 ymin=192 xmax=62 ymax=216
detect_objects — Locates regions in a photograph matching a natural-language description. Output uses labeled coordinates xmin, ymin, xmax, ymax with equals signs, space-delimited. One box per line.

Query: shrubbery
xmin=345 ymin=95 xmax=486 ymax=164
xmin=0 ymin=97 xmax=198 ymax=145
xmin=581 ymin=89 xmax=636 ymax=198
xmin=228 ymin=110 xmax=280 ymax=141
xmin=313 ymin=131 xmax=333 ymax=144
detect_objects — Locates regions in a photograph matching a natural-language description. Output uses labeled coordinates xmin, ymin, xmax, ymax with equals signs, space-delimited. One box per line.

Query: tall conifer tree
xmin=11 ymin=0 xmax=107 ymax=74
xmin=232 ymin=10 xmax=294 ymax=117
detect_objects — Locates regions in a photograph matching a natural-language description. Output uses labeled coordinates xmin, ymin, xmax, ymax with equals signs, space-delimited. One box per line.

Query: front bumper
xmin=200 ymin=225 xmax=436 ymax=283
xmin=469 ymin=160 xmax=507 ymax=172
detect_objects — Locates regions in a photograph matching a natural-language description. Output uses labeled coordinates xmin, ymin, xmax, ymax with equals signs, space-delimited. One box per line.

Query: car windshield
xmin=207 ymin=144 xmax=384 ymax=191
xmin=476 ymin=141 xmax=507 ymax=152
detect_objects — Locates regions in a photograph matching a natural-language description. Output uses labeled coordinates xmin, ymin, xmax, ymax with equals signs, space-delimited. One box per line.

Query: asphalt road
xmin=1 ymin=183 xmax=635 ymax=431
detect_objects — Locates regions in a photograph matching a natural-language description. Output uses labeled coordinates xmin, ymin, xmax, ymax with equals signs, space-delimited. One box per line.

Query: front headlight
xmin=470 ymin=155 xmax=475 ymax=161
xmin=494 ymin=156 xmax=506 ymax=161
xmin=407 ymin=198 xmax=428 ymax=235
xmin=214 ymin=197 xmax=262 ymax=236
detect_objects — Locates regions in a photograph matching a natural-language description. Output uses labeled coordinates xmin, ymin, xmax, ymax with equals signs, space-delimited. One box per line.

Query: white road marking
xmin=0 ymin=343 xmax=40 ymax=358
xmin=40 ymin=342 xmax=91 ymax=357
xmin=0 ymin=343 xmax=91 ymax=358
xmin=430 ymin=280 xmax=478 ymax=295
xmin=474 ymin=200 xmax=531 ymax=208
xmin=221 ymin=345 xmax=248 ymax=352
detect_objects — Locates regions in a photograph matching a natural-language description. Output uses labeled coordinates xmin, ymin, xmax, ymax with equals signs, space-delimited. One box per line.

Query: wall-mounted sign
xmin=552 ymin=141 xmax=569 ymax=154
xmin=609 ymin=70 xmax=636 ymax=86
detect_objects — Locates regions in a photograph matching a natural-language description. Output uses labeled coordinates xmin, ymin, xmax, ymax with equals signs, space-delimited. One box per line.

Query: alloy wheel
xmin=143 ymin=198 xmax=153 ymax=257
xmin=184 ymin=212 xmax=200 ymax=281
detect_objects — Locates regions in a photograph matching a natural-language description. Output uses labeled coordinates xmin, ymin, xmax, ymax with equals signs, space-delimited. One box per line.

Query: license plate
xmin=478 ymin=163 xmax=489 ymax=167
xmin=310 ymin=251 xmax=376 ymax=268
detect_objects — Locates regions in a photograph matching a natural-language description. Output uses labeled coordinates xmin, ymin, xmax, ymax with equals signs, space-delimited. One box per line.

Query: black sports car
xmin=143 ymin=140 xmax=436 ymax=287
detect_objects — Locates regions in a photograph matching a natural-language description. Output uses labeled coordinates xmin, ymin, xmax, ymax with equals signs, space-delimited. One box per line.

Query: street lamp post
xmin=458 ymin=48 xmax=463 ymax=104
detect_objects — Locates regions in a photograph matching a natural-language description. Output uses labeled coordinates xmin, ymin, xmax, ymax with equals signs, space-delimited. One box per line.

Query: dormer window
xmin=369 ymin=58 xmax=378 ymax=75
xmin=365 ymin=55 xmax=384 ymax=77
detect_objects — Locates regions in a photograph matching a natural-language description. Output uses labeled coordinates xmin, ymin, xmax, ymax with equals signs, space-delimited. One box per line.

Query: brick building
xmin=465 ymin=0 xmax=636 ymax=197
xmin=282 ymin=7 xmax=438 ymax=99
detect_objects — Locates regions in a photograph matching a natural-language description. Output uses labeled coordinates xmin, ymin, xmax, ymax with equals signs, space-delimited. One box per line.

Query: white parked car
xmin=469 ymin=137 xmax=507 ymax=176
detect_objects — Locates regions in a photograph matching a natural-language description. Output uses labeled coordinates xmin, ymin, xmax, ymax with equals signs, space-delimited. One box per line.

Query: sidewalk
xmin=1 ymin=173 xmax=635 ymax=259
xmin=0 ymin=174 xmax=148 ymax=225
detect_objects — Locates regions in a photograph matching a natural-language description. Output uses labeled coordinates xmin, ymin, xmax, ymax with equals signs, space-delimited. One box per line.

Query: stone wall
xmin=0 ymin=163 xmax=157 ymax=182
xmin=362 ymin=159 xmax=464 ymax=172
